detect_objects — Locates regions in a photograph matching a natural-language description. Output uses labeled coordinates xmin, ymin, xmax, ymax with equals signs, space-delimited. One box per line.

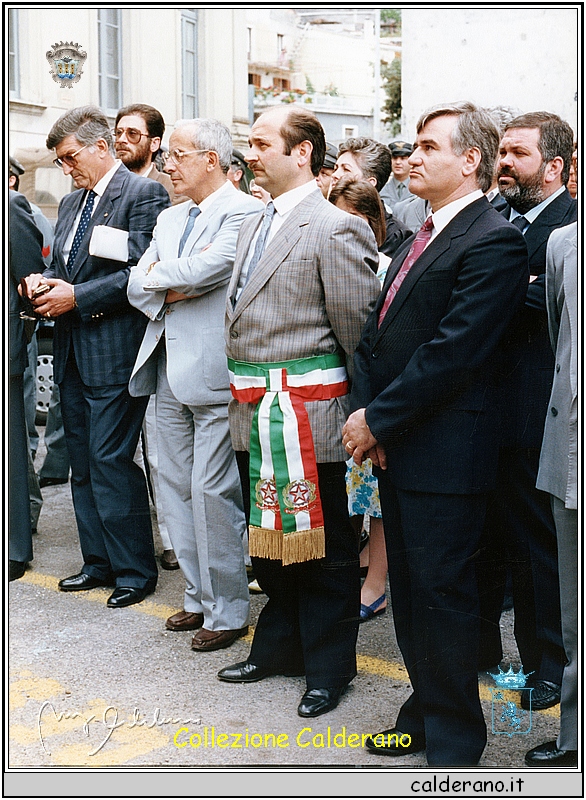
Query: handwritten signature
xmin=37 ymin=701 xmax=200 ymax=756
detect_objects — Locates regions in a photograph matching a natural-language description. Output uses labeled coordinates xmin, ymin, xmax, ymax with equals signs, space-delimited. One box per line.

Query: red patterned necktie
xmin=378 ymin=215 xmax=434 ymax=327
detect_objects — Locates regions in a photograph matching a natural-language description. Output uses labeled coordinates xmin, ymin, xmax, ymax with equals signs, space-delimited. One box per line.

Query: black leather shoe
xmin=39 ymin=476 xmax=68 ymax=488
xmin=9 ymin=561 xmax=28 ymax=582
xmin=106 ymin=586 xmax=151 ymax=608
xmin=217 ymin=661 xmax=272 ymax=683
xmin=525 ymin=741 xmax=578 ymax=767
xmin=58 ymin=572 xmax=112 ymax=592
xmin=521 ymin=680 xmax=561 ymax=710
xmin=297 ymin=686 xmax=347 ymax=718
xmin=364 ymin=727 xmax=426 ymax=756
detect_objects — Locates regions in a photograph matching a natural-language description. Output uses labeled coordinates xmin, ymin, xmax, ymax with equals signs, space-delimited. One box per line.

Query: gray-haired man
xmin=128 ymin=119 xmax=263 ymax=650
xmin=22 ymin=105 xmax=169 ymax=607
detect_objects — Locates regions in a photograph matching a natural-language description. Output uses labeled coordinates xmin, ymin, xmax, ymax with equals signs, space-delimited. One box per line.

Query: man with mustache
xmin=480 ymin=111 xmax=576 ymax=716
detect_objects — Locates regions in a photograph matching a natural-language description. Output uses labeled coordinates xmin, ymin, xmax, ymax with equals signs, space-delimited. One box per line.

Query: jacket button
xmin=556 ymin=364 xmax=561 ymax=373
xmin=551 ymin=407 xmax=558 ymax=416
xmin=372 ymin=352 xmax=378 ymax=359
xmin=230 ymin=330 xmax=239 ymax=339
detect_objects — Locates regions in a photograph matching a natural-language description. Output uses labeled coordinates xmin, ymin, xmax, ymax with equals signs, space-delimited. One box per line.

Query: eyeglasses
xmin=162 ymin=149 xmax=210 ymax=166
xmin=113 ymin=127 xmax=152 ymax=144
xmin=53 ymin=144 xmax=89 ymax=169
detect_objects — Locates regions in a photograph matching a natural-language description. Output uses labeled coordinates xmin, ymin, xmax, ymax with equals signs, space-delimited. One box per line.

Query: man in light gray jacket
xmin=526 ymin=222 xmax=578 ymax=768
xmin=128 ymin=119 xmax=263 ymax=651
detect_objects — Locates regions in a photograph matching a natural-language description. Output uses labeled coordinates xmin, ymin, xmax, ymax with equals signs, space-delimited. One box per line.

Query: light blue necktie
xmin=178 ymin=206 xmax=201 ymax=256
xmin=67 ymin=190 xmax=96 ymax=270
xmin=244 ymin=201 xmax=275 ymax=286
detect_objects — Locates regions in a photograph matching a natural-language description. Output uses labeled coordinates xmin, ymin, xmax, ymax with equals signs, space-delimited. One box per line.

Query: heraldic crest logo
xmin=46 ymin=42 xmax=87 ymax=88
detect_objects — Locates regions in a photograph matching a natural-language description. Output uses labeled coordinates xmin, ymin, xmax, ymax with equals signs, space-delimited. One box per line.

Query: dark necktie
xmin=511 ymin=215 xmax=529 ymax=234
xmin=378 ymin=216 xmax=434 ymax=327
xmin=244 ymin=201 xmax=275 ymax=286
xmin=67 ymin=190 xmax=96 ymax=270
xmin=178 ymin=206 xmax=201 ymax=256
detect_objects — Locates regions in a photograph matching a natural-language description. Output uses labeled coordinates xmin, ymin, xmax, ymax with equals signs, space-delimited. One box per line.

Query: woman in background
xmin=329 ymin=176 xmax=391 ymax=621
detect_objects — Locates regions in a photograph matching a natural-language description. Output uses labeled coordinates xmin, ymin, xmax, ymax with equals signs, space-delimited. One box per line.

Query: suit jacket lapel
xmin=375 ymin=196 xmax=488 ymax=339
xmin=230 ymin=194 xmax=315 ymax=322
xmin=54 ymin=190 xmax=86 ymax=276
xmin=68 ymin=165 xmax=127 ymax=281
xmin=522 ymin=190 xmax=573 ymax=262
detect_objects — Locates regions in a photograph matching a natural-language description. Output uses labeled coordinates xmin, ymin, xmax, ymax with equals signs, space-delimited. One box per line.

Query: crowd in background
xmin=9 ymin=98 xmax=577 ymax=768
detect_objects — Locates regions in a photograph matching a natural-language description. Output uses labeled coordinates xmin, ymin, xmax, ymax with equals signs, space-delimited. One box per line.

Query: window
xmin=9 ymin=8 xmax=19 ymax=98
xmin=277 ymin=34 xmax=284 ymax=58
xmin=98 ymin=9 xmax=122 ymax=115
xmin=247 ymin=27 xmax=252 ymax=61
xmin=272 ymin=78 xmax=290 ymax=92
xmin=343 ymin=125 xmax=358 ymax=139
xmin=249 ymin=73 xmax=261 ymax=88
xmin=182 ymin=10 xmax=198 ymax=118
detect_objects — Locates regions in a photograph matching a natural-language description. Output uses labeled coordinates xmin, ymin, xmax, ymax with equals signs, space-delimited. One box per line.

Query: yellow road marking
xmin=13 ymin=570 xmax=560 ymax=718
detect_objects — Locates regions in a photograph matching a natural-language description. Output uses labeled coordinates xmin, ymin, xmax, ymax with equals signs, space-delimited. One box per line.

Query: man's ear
xmin=150 ymin=137 xmax=162 ymax=155
xmin=296 ymin=140 xmax=313 ymax=168
xmin=543 ymin=155 xmax=564 ymax=185
xmin=462 ymin=147 xmax=482 ymax=178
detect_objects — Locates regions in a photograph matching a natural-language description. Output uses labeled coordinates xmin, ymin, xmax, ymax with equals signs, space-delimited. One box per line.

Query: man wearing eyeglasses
xmin=128 ymin=119 xmax=263 ymax=651
xmin=113 ymin=103 xmax=183 ymax=204
xmin=21 ymin=105 xmax=169 ymax=608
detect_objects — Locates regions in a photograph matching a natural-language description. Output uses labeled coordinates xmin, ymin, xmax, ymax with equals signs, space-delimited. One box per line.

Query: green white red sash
xmin=228 ymin=354 xmax=348 ymax=565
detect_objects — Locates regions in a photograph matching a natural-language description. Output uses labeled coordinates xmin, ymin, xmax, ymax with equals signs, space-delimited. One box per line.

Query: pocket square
xmin=89 ymin=225 xmax=129 ymax=262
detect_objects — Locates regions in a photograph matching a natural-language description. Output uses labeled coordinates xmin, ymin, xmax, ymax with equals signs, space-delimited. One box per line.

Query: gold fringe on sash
xmin=249 ymin=525 xmax=326 ymax=566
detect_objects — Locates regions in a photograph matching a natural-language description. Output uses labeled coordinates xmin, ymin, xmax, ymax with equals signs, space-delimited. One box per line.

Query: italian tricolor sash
xmin=228 ymin=354 xmax=348 ymax=565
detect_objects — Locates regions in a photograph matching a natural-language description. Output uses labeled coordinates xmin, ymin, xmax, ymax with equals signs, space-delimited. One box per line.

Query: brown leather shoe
xmin=160 ymin=549 xmax=180 ymax=570
xmin=165 ymin=610 xmax=204 ymax=632
xmin=191 ymin=626 xmax=248 ymax=652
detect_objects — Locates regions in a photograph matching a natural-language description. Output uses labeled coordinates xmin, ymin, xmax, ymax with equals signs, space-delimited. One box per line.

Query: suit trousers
xmin=10 ymin=376 xmax=34 ymax=564
xmin=552 ymin=496 xmax=577 ymax=750
xmin=480 ymin=447 xmax=565 ymax=683
xmin=155 ymin=351 xmax=249 ymax=630
xmin=38 ymin=383 xmax=70 ymax=483
xmin=236 ymin=451 xmax=360 ymax=689
xmin=59 ymin=352 xmax=156 ymax=589
xmin=376 ymin=470 xmax=487 ymax=766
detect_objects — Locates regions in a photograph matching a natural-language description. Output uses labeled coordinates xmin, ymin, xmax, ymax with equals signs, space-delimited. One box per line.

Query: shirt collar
xmin=272 ymin=179 xmax=318 ymax=217
xmin=185 ymin=179 xmax=233 ymax=215
xmin=509 ymin=185 xmax=566 ymax=224
xmin=430 ymin=189 xmax=483 ymax=235
xmin=92 ymin=160 xmax=122 ymax=198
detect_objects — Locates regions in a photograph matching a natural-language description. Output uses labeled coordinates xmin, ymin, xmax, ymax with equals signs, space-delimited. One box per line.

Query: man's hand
xmin=19 ymin=273 xmax=46 ymax=299
xmin=165 ymin=290 xmax=191 ymax=304
xmin=342 ymin=408 xmax=385 ymax=468
xmin=32 ymin=278 xmax=76 ymax=318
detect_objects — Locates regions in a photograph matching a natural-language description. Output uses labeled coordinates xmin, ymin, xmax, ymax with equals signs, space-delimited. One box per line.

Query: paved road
xmin=9 ymin=435 xmax=560 ymax=771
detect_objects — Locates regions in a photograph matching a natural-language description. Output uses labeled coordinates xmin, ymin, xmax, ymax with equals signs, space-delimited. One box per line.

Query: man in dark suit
xmin=343 ymin=102 xmax=528 ymax=766
xmin=22 ymin=105 xmax=169 ymax=607
xmin=9 ymin=190 xmax=45 ymax=581
xmin=479 ymin=112 xmax=577 ymax=710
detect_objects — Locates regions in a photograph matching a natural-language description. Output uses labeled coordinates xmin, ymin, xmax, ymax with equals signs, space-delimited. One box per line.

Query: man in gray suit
xmin=128 ymin=119 xmax=263 ymax=651
xmin=526 ymin=222 xmax=577 ymax=767
xmin=218 ymin=105 xmax=380 ymax=717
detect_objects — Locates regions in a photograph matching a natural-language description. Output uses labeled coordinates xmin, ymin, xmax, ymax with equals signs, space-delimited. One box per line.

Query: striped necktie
xmin=511 ymin=215 xmax=529 ymax=234
xmin=244 ymin=201 xmax=275 ymax=286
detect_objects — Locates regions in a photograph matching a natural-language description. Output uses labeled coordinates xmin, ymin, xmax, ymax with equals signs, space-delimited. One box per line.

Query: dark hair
xmin=329 ymin=176 xmax=386 ymax=247
xmin=46 ymin=105 xmax=113 ymax=153
xmin=416 ymin=101 xmax=500 ymax=193
xmin=278 ymin=106 xmax=326 ymax=176
xmin=337 ymin=137 xmax=392 ymax=192
xmin=115 ymin=103 xmax=165 ymax=141
xmin=504 ymin=111 xmax=575 ymax=185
